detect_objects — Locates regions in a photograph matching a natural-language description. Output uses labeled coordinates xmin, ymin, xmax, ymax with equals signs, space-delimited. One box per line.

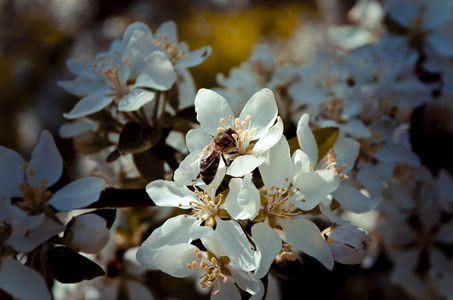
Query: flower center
xmin=318 ymin=149 xmax=348 ymax=180
xmin=186 ymin=248 xmax=230 ymax=296
xmin=16 ymin=163 xmax=52 ymax=214
xmin=93 ymin=55 xmax=131 ymax=97
xmin=183 ymin=185 xmax=222 ymax=226
xmin=320 ymin=98 xmax=343 ymax=121
xmin=218 ymin=115 xmax=257 ymax=155
xmin=264 ymin=178 xmax=302 ymax=221
xmin=153 ymin=34 xmax=188 ymax=65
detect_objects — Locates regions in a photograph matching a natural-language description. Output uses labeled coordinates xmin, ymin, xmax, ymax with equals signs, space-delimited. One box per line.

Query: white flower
xmin=137 ymin=180 xmax=260 ymax=273
xmin=253 ymin=136 xmax=335 ymax=274
xmin=174 ymin=88 xmax=283 ymax=186
xmin=320 ymin=203 xmax=371 ymax=264
xmin=59 ymin=21 xmax=212 ymax=119
xmin=297 ymin=113 xmax=380 ymax=213
xmin=0 ymin=257 xmax=51 ymax=300
xmin=145 ymin=241 xmax=263 ymax=300
xmin=384 ymin=0 xmax=453 ymax=56
xmin=0 ymin=130 xmax=105 ymax=252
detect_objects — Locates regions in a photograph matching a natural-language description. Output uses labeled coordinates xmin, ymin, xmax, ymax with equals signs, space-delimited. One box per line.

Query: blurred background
xmin=0 ymin=0 xmax=356 ymax=157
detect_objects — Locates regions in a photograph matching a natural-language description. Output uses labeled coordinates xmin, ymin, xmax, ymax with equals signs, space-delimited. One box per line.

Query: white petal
xmin=6 ymin=205 xmax=45 ymax=237
xmin=156 ymin=21 xmax=178 ymax=42
xmin=252 ymin=116 xmax=284 ymax=154
xmin=185 ymin=129 xmax=213 ymax=154
xmin=427 ymin=21 xmax=453 ymax=56
xmin=226 ymin=155 xmax=265 ymax=177
xmin=333 ymin=136 xmax=360 ymax=174
xmin=118 ymin=88 xmax=155 ymax=111
xmin=296 ymin=113 xmax=318 ymax=167
xmin=175 ymin=46 xmax=212 ymax=69
xmin=126 ymin=280 xmax=155 ymax=300
xmin=65 ymin=59 xmax=99 ymax=80
xmin=177 ymin=69 xmax=197 ymax=109
xmin=280 ymin=218 xmax=334 ymax=270
xmin=214 ymin=218 xmax=260 ymax=272
xmin=57 ymin=78 xmax=110 ymax=97
xmin=294 ymin=170 xmax=340 ymax=210
xmin=239 ymin=88 xmax=278 ymax=140
xmin=59 ymin=119 xmax=98 ymax=138
xmin=173 ymin=151 xmax=203 ymax=186
xmin=229 ymin=265 xmax=261 ymax=296
xmin=374 ymin=143 xmax=420 ymax=166
xmin=292 ymin=149 xmax=311 ymax=174
xmin=332 ymin=184 xmax=379 ymax=213
xmin=437 ymin=221 xmax=453 ymax=244
xmin=329 ymin=243 xmax=366 ymax=264
xmin=211 ymin=279 xmax=241 ymax=300
xmin=48 ymin=177 xmax=105 ymax=211
xmin=146 ymin=180 xmax=196 ymax=208
xmin=121 ymin=21 xmax=154 ymax=75
xmin=429 ymin=248 xmax=453 ymax=278
xmin=225 ymin=173 xmax=260 ymax=220
xmin=195 ymin=89 xmax=234 ymax=137
xmin=251 ymin=220 xmax=282 ymax=278
xmin=134 ymin=51 xmax=177 ymax=91
xmin=69 ymin=214 xmax=110 ymax=254
xmin=7 ymin=217 xmax=66 ymax=253
xmin=0 ymin=146 xmax=24 ymax=197
xmin=0 ymin=258 xmax=51 ymax=300
xmin=136 ymin=215 xmax=200 ymax=270
xmin=152 ymin=243 xmax=199 ymax=278
xmin=28 ymin=130 xmax=63 ymax=188
xmin=259 ymin=135 xmax=292 ymax=190
xmin=63 ymin=93 xmax=114 ymax=119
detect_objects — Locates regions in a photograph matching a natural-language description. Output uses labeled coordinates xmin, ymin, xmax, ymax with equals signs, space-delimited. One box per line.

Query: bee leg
xmin=192 ymin=173 xmax=201 ymax=182
xmin=222 ymin=154 xmax=232 ymax=167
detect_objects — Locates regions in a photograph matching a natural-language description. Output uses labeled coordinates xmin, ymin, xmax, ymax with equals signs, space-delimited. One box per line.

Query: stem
xmin=160 ymin=91 xmax=169 ymax=118
xmin=152 ymin=91 xmax=161 ymax=124
xmin=85 ymin=188 xmax=155 ymax=209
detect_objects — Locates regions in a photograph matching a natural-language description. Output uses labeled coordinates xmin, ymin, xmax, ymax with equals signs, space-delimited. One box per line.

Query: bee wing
xmin=190 ymin=142 xmax=214 ymax=166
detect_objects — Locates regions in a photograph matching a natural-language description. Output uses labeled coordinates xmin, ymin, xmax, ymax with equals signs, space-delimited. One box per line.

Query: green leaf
xmin=312 ymin=127 xmax=339 ymax=164
xmin=133 ymin=150 xmax=165 ymax=181
xmin=47 ymin=246 xmax=105 ymax=283
xmin=106 ymin=122 xmax=162 ymax=163
xmin=288 ymin=136 xmax=300 ymax=156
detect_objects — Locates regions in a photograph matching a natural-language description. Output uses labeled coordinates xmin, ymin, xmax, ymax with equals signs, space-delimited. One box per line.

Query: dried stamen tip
xmin=220 ymin=118 xmax=226 ymax=124
xmin=245 ymin=115 xmax=251 ymax=121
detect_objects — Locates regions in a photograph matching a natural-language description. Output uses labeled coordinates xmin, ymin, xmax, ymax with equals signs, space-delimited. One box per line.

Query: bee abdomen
xmin=199 ymin=157 xmax=220 ymax=184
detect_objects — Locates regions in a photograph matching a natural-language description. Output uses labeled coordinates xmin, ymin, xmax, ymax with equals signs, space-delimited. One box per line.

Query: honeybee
xmin=191 ymin=128 xmax=238 ymax=184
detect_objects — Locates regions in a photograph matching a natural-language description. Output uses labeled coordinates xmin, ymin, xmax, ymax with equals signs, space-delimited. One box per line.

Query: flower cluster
xmin=136 ymin=88 xmax=372 ymax=298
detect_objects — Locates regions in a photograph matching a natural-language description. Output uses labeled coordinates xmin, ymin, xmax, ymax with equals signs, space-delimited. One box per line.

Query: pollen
xmin=218 ymin=114 xmax=257 ymax=155
xmin=189 ymin=187 xmax=221 ymax=225
xmin=152 ymin=34 xmax=189 ymax=65
xmin=190 ymin=248 xmax=228 ymax=296
xmin=264 ymin=179 xmax=303 ymax=220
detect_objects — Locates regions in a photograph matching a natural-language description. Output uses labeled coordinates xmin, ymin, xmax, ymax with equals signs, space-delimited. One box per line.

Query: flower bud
xmin=67 ymin=213 xmax=110 ymax=254
xmin=322 ymin=223 xmax=371 ymax=265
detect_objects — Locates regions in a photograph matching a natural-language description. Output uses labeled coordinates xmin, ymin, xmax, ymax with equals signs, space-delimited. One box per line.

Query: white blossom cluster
xmin=1 ymin=0 xmax=453 ymax=299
